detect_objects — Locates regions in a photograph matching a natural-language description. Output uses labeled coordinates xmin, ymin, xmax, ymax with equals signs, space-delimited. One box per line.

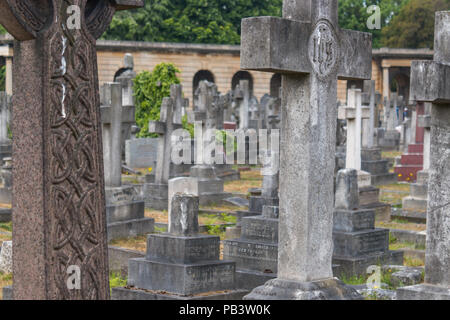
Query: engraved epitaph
xmin=0 ymin=0 xmax=143 ymax=300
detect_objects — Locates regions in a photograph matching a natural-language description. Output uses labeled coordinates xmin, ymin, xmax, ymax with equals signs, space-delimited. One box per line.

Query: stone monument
xmin=0 ymin=0 xmax=144 ymax=299
xmin=241 ymin=0 xmax=371 ymax=300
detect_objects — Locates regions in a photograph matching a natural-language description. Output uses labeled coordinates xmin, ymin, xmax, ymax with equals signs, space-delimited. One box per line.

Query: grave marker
xmin=241 ymin=0 xmax=371 ymax=300
xmin=0 ymin=0 xmax=144 ymax=299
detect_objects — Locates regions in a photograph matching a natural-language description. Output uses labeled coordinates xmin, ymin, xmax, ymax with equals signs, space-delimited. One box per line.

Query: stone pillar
xmin=397 ymin=11 xmax=450 ymax=300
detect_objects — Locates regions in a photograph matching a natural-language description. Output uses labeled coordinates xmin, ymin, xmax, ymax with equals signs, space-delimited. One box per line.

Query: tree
xmin=103 ymin=0 xmax=282 ymax=44
xmin=381 ymin=0 xmax=450 ymax=48
xmin=338 ymin=0 xmax=409 ymax=48
xmin=134 ymin=63 xmax=181 ymax=138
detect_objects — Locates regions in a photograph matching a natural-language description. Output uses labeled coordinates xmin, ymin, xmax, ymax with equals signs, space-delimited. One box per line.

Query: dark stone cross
xmin=0 ymin=0 xmax=143 ymax=300
xmin=241 ymin=0 xmax=372 ymax=299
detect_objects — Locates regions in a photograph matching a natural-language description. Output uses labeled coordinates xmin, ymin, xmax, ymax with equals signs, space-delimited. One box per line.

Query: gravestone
xmin=0 ymin=157 xmax=12 ymax=204
xmin=333 ymin=169 xmax=403 ymax=277
xmin=361 ymin=81 xmax=396 ymax=185
xmin=235 ymin=80 xmax=251 ymax=130
xmin=241 ymin=0 xmax=371 ymax=300
xmin=223 ymin=150 xmax=281 ymax=289
xmin=144 ymin=84 xmax=187 ymax=210
xmin=397 ymin=11 xmax=450 ymax=300
xmin=115 ymin=53 xmax=137 ymax=159
xmin=125 ymin=137 xmax=159 ymax=169
xmin=394 ymin=102 xmax=425 ymax=182
xmin=188 ymin=81 xmax=231 ymax=205
xmin=101 ymin=82 xmax=154 ymax=241
xmin=399 ymin=103 xmax=431 ymax=222
xmin=112 ymin=178 xmax=247 ymax=300
xmin=338 ymin=88 xmax=372 ymax=187
xmin=377 ymin=94 xmax=401 ymax=150
xmin=0 ymin=92 xmax=11 ymax=161
xmin=0 ymin=0 xmax=144 ymax=299
xmin=0 ymin=240 xmax=12 ymax=274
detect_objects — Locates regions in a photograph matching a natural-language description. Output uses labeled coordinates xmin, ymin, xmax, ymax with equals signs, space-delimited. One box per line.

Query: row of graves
xmin=0 ymin=0 xmax=449 ymax=300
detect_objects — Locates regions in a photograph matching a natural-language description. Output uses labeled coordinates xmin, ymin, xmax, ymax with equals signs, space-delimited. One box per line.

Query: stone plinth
xmin=361 ymin=148 xmax=396 ymax=185
xmin=223 ymin=205 xmax=279 ymax=290
xmin=189 ymin=165 xmax=230 ymax=206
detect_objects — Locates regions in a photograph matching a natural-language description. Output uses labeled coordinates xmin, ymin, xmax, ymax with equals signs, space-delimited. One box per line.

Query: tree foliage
xmin=381 ymin=0 xmax=450 ymax=48
xmin=103 ymin=0 xmax=282 ymax=44
xmin=0 ymin=25 xmax=6 ymax=35
xmin=0 ymin=66 xmax=5 ymax=92
xmin=338 ymin=0 xmax=409 ymax=48
xmin=134 ymin=63 xmax=181 ymax=138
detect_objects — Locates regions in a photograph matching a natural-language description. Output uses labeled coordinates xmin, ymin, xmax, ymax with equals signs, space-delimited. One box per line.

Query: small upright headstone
xmin=0 ymin=240 xmax=12 ymax=274
xmin=378 ymin=94 xmax=401 ymax=150
xmin=112 ymin=178 xmax=247 ymax=300
xmin=398 ymin=11 xmax=450 ymax=300
xmin=333 ymin=169 xmax=403 ymax=277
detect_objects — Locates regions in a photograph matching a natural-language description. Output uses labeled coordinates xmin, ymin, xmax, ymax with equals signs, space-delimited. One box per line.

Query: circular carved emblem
xmin=308 ymin=19 xmax=340 ymax=79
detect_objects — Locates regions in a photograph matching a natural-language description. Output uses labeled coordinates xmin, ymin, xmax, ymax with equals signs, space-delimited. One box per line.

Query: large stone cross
xmin=398 ymin=11 xmax=450 ymax=299
xmin=241 ymin=0 xmax=371 ymax=299
xmin=0 ymin=0 xmax=143 ymax=300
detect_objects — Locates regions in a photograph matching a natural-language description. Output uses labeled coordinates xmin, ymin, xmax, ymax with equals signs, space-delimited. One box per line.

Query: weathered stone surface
xmin=0 ymin=208 xmax=11 ymax=223
xmin=108 ymin=246 xmax=145 ymax=275
xmin=169 ymin=194 xmax=199 ymax=236
xmin=333 ymin=229 xmax=389 ymax=257
xmin=397 ymin=284 xmax=450 ymax=300
xmin=0 ymin=0 xmax=143 ymax=300
xmin=333 ymin=209 xmax=375 ymax=233
xmin=335 ymin=169 xmax=359 ymax=210
xmin=125 ymin=138 xmax=159 ymax=169
xmin=0 ymin=240 xmax=12 ymax=273
xmin=112 ymin=287 xmax=248 ymax=300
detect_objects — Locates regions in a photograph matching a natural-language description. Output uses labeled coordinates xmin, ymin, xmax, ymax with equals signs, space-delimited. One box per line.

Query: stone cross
xmin=386 ymin=93 xmax=397 ymax=131
xmin=241 ymin=0 xmax=371 ymax=299
xmin=0 ymin=0 xmax=144 ymax=300
xmin=0 ymin=92 xmax=10 ymax=145
xmin=115 ymin=53 xmax=137 ymax=107
xmin=101 ymin=83 xmax=125 ymax=188
xmin=149 ymin=93 xmax=183 ymax=185
xmin=338 ymin=89 xmax=371 ymax=171
xmin=361 ymin=80 xmax=376 ymax=149
xmin=235 ymin=80 xmax=251 ymax=129
xmin=399 ymin=11 xmax=450 ymax=298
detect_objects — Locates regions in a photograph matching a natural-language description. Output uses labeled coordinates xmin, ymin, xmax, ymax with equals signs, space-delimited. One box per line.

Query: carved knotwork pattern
xmin=46 ymin=0 xmax=106 ymax=300
xmin=8 ymin=0 xmax=47 ymax=35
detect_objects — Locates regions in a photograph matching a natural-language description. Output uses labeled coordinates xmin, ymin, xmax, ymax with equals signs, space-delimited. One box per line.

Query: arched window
xmin=232 ymin=71 xmax=253 ymax=95
xmin=270 ymin=73 xmax=281 ymax=98
xmin=193 ymin=70 xmax=215 ymax=97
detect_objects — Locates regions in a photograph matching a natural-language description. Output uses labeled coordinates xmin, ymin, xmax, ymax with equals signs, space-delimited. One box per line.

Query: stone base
xmin=235 ymin=269 xmax=277 ymax=290
xmin=392 ymin=210 xmax=427 ymax=223
xmin=397 ymin=284 xmax=450 ymax=300
xmin=128 ymin=258 xmax=236 ymax=296
xmin=360 ymin=202 xmax=391 ymax=222
xmin=225 ymin=226 xmax=241 ymax=240
xmin=217 ymin=170 xmax=241 ymax=182
xmin=106 ymin=185 xmax=141 ymax=206
xmin=244 ymin=278 xmax=363 ymax=300
xmin=0 ymin=208 xmax=11 ymax=222
xmin=111 ymin=287 xmax=249 ymax=300
xmin=107 ymin=218 xmax=155 ymax=242
xmin=108 ymin=246 xmax=145 ymax=275
xmin=370 ymin=173 xmax=397 ymax=186
xmin=333 ymin=250 xmax=404 ymax=278
xmin=2 ymin=285 xmax=12 ymax=300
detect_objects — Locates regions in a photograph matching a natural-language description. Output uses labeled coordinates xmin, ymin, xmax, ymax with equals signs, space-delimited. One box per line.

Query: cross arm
xmin=240 ymin=17 xmax=312 ymax=74
xmin=410 ymin=61 xmax=450 ymax=104
xmin=337 ymin=29 xmax=372 ymax=81
xmin=149 ymin=121 xmax=166 ymax=135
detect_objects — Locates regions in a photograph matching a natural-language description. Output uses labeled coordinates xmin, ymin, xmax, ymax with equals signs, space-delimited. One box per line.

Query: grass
xmin=379 ymin=183 xmax=410 ymax=207
xmin=377 ymin=219 xmax=426 ymax=232
xmin=0 ymin=272 xmax=12 ymax=300
xmin=224 ymin=170 xmax=262 ymax=194
xmin=389 ymin=241 xmax=425 ymax=251
xmin=404 ymin=256 xmax=425 ymax=267
xmin=0 ymin=203 xmax=11 ymax=209
xmin=145 ymin=209 xmax=168 ymax=223
xmin=200 ymin=203 xmax=242 ymax=212
xmin=109 ymin=235 xmax=147 ymax=252
xmin=109 ymin=272 xmax=127 ymax=293
xmin=0 ymin=222 xmax=12 ymax=232
xmin=382 ymin=151 xmax=402 ymax=160
xmin=199 ymin=213 xmax=237 ymax=226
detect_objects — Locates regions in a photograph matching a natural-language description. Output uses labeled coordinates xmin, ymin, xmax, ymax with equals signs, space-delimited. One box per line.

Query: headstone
xmin=111 ymin=178 xmax=247 ymax=300
xmin=398 ymin=11 xmax=450 ymax=300
xmin=188 ymin=81 xmax=231 ymax=205
xmin=125 ymin=138 xmax=159 ymax=169
xmin=0 ymin=157 xmax=12 ymax=204
xmin=333 ymin=169 xmax=403 ymax=277
xmin=144 ymin=86 xmax=185 ymax=210
xmin=338 ymin=88 xmax=372 ymax=187
xmin=377 ymin=94 xmax=401 ymax=150
xmin=101 ymin=83 xmax=154 ymax=242
xmin=115 ymin=53 xmax=137 ymax=158
xmin=399 ymin=103 xmax=431 ymax=223
xmin=0 ymin=240 xmax=12 ymax=274
xmin=0 ymin=92 xmax=11 ymax=161
xmin=360 ymin=81 xmax=396 ymax=185
xmin=223 ymin=149 xmax=281 ymax=289
xmin=0 ymin=0 xmax=144 ymax=299
xmin=235 ymin=80 xmax=251 ymax=129
xmin=241 ymin=0 xmax=372 ymax=300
